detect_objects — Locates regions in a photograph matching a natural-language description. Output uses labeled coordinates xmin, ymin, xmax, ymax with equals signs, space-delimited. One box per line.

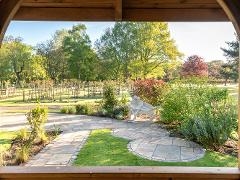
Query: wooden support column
xmin=217 ymin=0 xmax=240 ymax=169
xmin=114 ymin=0 xmax=122 ymax=21
xmin=0 ymin=0 xmax=23 ymax=44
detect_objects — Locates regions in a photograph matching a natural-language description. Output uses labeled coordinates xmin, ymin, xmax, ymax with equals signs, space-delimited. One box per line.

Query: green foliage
xmin=101 ymin=83 xmax=118 ymax=116
xmin=113 ymin=105 xmax=130 ymax=120
xmin=16 ymin=128 xmax=29 ymax=142
xmin=36 ymin=29 xmax=69 ymax=82
xmin=1 ymin=36 xmax=47 ymax=87
xmin=60 ymin=106 xmax=76 ymax=114
xmin=181 ymin=101 xmax=236 ymax=150
xmin=161 ymin=79 xmax=228 ymax=124
xmin=76 ymin=104 xmax=93 ymax=115
xmin=15 ymin=144 xmax=30 ymax=164
xmin=26 ymin=104 xmax=48 ymax=143
xmin=99 ymin=83 xmax=129 ymax=119
xmin=220 ymin=63 xmax=238 ymax=84
xmin=96 ymin=22 xmax=182 ymax=80
xmin=63 ymin=24 xmax=99 ymax=81
xmin=161 ymin=79 xmax=237 ymax=149
xmin=221 ymin=38 xmax=239 ymax=82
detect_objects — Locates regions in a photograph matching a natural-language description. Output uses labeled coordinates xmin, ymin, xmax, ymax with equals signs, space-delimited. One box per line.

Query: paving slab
xmin=1 ymin=113 xmax=205 ymax=166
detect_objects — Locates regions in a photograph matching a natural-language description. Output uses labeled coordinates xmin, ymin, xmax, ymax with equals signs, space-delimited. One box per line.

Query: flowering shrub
xmin=133 ymin=79 xmax=167 ymax=106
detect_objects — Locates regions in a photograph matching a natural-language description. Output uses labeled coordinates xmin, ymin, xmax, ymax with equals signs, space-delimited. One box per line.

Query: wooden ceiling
xmin=11 ymin=0 xmax=229 ymax=22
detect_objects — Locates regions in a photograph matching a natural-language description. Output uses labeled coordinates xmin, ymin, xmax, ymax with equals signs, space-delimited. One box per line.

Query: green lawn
xmin=0 ymin=131 xmax=17 ymax=153
xmin=74 ymin=129 xmax=237 ymax=167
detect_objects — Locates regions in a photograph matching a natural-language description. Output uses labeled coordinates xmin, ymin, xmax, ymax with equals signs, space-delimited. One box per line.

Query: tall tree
xmin=36 ymin=29 xmax=69 ymax=82
xmin=23 ymin=55 xmax=48 ymax=82
xmin=3 ymin=36 xmax=32 ymax=87
xmin=133 ymin=22 xmax=182 ymax=78
xmin=63 ymin=24 xmax=98 ymax=81
xmin=95 ymin=23 xmax=138 ymax=80
xmin=207 ymin=60 xmax=224 ymax=79
xmin=181 ymin=55 xmax=208 ymax=77
xmin=221 ymin=37 xmax=239 ymax=82
xmin=0 ymin=45 xmax=12 ymax=84
xmin=95 ymin=22 xmax=182 ymax=80
xmin=220 ymin=63 xmax=236 ymax=85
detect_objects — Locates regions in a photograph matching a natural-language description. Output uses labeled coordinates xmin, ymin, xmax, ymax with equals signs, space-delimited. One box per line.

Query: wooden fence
xmin=0 ymin=81 xmax=134 ymax=102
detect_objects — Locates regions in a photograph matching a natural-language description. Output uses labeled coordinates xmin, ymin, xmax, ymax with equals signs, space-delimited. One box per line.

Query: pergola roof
xmin=14 ymin=0 xmax=229 ymax=21
xmin=0 ymin=0 xmax=240 ymax=42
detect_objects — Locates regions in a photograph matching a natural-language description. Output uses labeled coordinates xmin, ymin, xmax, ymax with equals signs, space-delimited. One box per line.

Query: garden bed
xmin=160 ymin=122 xmax=238 ymax=158
xmin=2 ymin=130 xmax=61 ymax=166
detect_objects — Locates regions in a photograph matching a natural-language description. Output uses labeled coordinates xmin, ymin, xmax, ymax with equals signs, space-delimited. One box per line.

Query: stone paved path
xmin=0 ymin=113 xmax=205 ymax=166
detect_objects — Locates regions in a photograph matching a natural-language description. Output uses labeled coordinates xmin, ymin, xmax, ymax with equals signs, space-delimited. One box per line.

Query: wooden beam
xmin=237 ymin=34 xmax=240 ymax=170
xmin=14 ymin=7 xmax=115 ymax=21
xmin=0 ymin=166 xmax=240 ymax=179
xmin=13 ymin=7 xmax=228 ymax=22
xmin=123 ymin=8 xmax=228 ymax=21
xmin=124 ymin=0 xmax=221 ymax=9
xmin=217 ymin=0 xmax=240 ymax=169
xmin=114 ymin=0 xmax=122 ymax=21
xmin=0 ymin=0 xmax=23 ymax=44
xmin=22 ymin=0 xmax=115 ymax=8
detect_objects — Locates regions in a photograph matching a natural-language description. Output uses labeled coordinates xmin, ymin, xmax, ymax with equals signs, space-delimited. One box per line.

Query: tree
xmin=24 ymin=55 xmax=48 ymax=82
xmin=220 ymin=63 xmax=236 ymax=85
xmin=2 ymin=36 xmax=33 ymax=87
xmin=95 ymin=22 xmax=182 ymax=80
xmin=181 ymin=55 xmax=208 ymax=77
xmin=133 ymin=22 xmax=182 ymax=79
xmin=63 ymin=24 xmax=98 ymax=81
xmin=0 ymin=46 xmax=12 ymax=85
xmin=36 ymin=29 xmax=69 ymax=82
xmin=221 ymin=37 xmax=239 ymax=82
xmin=95 ymin=23 xmax=138 ymax=80
xmin=207 ymin=60 xmax=224 ymax=79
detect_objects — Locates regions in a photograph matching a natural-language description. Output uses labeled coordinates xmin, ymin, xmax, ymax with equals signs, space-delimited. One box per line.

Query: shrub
xmin=60 ymin=106 xmax=76 ymax=114
xmin=26 ymin=104 xmax=48 ymax=143
xmin=161 ymin=79 xmax=228 ymax=124
xmin=16 ymin=128 xmax=29 ymax=142
xmin=15 ymin=144 xmax=30 ymax=164
xmin=101 ymin=83 xmax=118 ymax=116
xmin=76 ymin=104 xmax=93 ymax=115
xmin=161 ymin=78 xmax=237 ymax=150
xmin=68 ymin=106 xmax=76 ymax=114
xmin=113 ymin=105 xmax=130 ymax=120
xmin=99 ymin=83 xmax=129 ymax=120
xmin=133 ymin=79 xmax=167 ymax=106
xmin=181 ymin=101 xmax=236 ymax=150
xmin=0 ymin=150 xmax=4 ymax=166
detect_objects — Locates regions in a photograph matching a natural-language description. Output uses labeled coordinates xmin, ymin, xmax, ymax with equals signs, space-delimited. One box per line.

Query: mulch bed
xmin=2 ymin=131 xmax=61 ymax=166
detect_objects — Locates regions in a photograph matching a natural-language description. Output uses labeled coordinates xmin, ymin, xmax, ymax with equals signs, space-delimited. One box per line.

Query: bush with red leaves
xmin=133 ymin=79 xmax=167 ymax=106
xmin=181 ymin=55 xmax=208 ymax=77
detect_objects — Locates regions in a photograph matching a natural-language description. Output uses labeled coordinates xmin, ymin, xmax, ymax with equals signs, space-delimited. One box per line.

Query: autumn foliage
xmin=133 ymin=79 xmax=167 ymax=106
xmin=181 ymin=55 xmax=208 ymax=77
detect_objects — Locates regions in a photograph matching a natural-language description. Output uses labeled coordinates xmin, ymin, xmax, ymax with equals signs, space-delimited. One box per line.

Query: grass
xmin=74 ymin=129 xmax=237 ymax=167
xmin=0 ymin=131 xmax=17 ymax=153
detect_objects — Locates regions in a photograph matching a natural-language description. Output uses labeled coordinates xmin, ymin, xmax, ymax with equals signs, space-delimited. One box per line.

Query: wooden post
xmin=22 ymin=90 xmax=25 ymax=102
xmin=238 ymin=38 xmax=240 ymax=168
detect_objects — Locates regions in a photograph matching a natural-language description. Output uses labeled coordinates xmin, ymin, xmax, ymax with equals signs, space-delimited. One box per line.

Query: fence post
xmin=22 ymin=90 xmax=25 ymax=102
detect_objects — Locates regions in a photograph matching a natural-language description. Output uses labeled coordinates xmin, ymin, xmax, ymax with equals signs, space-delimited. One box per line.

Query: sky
xmin=5 ymin=21 xmax=236 ymax=62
